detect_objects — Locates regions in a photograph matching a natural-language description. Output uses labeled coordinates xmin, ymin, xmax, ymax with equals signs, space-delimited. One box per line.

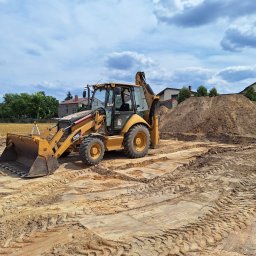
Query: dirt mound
xmin=160 ymin=95 xmax=256 ymax=137
xmin=157 ymin=105 xmax=169 ymax=116
xmin=156 ymin=105 xmax=171 ymax=123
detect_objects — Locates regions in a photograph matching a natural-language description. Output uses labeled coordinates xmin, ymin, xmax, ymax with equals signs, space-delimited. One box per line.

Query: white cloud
xmin=217 ymin=66 xmax=256 ymax=82
xmin=105 ymin=51 xmax=155 ymax=70
xmin=0 ymin=0 xmax=255 ymax=100
xmin=221 ymin=17 xmax=256 ymax=51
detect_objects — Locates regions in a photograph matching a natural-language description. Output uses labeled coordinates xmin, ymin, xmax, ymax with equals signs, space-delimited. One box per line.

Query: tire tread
xmin=79 ymin=137 xmax=105 ymax=165
xmin=123 ymin=124 xmax=150 ymax=159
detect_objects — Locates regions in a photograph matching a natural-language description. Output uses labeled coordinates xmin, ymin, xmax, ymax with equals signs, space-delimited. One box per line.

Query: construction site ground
xmin=0 ymin=138 xmax=256 ymax=256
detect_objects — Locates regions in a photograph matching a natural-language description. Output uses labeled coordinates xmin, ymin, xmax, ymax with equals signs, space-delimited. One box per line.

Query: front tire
xmin=123 ymin=124 xmax=150 ymax=158
xmin=79 ymin=137 xmax=105 ymax=165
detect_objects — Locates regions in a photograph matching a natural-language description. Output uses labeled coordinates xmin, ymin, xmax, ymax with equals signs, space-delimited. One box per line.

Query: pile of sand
xmin=156 ymin=105 xmax=171 ymax=121
xmin=160 ymin=95 xmax=256 ymax=137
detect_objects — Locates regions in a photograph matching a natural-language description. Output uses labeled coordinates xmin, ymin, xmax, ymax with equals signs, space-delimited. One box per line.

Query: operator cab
xmin=90 ymin=83 xmax=148 ymax=134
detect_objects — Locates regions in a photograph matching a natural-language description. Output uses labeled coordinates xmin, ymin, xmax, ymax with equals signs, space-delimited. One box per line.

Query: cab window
xmin=115 ymin=87 xmax=133 ymax=111
xmin=134 ymin=87 xmax=148 ymax=113
xmin=91 ymin=88 xmax=106 ymax=110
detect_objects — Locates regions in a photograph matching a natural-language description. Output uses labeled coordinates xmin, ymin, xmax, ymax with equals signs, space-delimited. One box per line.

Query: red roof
xmin=60 ymin=98 xmax=88 ymax=105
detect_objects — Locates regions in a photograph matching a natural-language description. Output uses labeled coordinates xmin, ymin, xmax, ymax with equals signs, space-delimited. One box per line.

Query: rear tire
xmin=123 ymin=124 xmax=150 ymax=158
xmin=79 ymin=137 xmax=105 ymax=165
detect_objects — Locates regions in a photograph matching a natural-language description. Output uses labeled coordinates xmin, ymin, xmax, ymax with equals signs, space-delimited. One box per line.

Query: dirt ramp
xmin=160 ymin=95 xmax=256 ymax=139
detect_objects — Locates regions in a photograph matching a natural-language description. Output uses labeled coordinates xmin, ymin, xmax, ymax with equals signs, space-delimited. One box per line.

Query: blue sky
xmin=0 ymin=0 xmax=255 ymax=101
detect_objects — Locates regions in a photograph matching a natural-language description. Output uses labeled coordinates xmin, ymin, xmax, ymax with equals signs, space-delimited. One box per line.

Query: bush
xmin=209 ymin=87 xmax=218 ymax=97
xmin=197 ymin=85 xmax=208 ymax=96
xmin=245 ymin=86 xmax=256 ymax=101
xmin=178 ymin=87 xmax=191 ymax=103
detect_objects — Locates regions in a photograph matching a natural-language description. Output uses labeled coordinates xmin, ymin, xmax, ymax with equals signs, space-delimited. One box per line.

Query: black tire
xmin=79 ymin=137 xmax=105 ymax=165
xmin=123 ymin=124 xmax=150 ymax=158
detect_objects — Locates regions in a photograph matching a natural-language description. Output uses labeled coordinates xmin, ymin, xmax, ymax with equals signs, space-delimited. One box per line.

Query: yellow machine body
xmin=0 ymin=111 xmax=105 ymax=177
xmin=0 ymin=72 xmax=159 ymax=177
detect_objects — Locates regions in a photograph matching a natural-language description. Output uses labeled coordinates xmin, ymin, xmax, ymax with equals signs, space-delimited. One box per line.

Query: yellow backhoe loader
xmin=0 ymin=72 xmax=159 ymax=177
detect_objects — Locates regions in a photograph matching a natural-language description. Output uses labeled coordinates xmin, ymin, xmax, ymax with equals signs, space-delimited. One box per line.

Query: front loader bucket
xmin=0 ymin=134 xmax=59 ymax=178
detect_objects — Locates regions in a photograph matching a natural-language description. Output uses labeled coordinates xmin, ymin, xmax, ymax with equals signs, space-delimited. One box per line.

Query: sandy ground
xmin=0 ymin=139 xmax=255 ymax=255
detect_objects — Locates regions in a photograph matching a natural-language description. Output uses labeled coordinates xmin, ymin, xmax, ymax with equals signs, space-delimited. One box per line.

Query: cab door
xmin=105 ymin=89 xmax=114 ymax=127
xmin=113 ymin=87 xmax=135 ymax=131
xmin=91 ymin=87 xmax=114 ymax=130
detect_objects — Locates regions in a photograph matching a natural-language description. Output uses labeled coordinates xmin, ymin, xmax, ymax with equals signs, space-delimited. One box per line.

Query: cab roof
xmin=93 ymin=82 xmax=140 ymax=88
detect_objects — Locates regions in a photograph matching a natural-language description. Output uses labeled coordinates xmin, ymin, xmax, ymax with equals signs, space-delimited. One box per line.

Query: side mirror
xmin=114 ymin=87 xmax=121 ymax=95
xmin=83 ymin=89 xmax=86 ymax=98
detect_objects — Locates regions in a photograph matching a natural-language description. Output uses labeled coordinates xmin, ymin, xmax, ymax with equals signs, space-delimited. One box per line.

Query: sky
xmin=0 ymin=0 xmax=256 ymax=101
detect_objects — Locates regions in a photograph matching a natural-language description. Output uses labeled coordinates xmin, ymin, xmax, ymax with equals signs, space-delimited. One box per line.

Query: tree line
xmin=178 ymin=85 xmax=218 ymax=103
xmin=244 ymin=86 xmax=256 ymax=101
xmin=177 ymin=85 xmax=256 ymax=104
xmin=0 ymin=91 xmax=59 ymax=120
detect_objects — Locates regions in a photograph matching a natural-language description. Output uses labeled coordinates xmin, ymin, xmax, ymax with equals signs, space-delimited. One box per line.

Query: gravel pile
xmin=160 ymin=95 xmax=256 ymax=137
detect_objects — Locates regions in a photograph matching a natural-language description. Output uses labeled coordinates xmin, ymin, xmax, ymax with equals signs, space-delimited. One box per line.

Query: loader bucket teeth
xmin=0 ymin=134 xmax=59 ymax=178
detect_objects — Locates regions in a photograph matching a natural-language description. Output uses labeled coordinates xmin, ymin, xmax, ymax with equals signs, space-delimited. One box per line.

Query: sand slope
xmin=160 ymin=95 xmax=256 ymax=136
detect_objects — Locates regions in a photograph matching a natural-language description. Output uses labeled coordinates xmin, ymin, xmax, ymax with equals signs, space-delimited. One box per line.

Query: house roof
xmin=60 ymin=98 xmax=88 ymax=105
xmin=157 ymin=87 xmax=196 ymax=96
xmin=239 ymin=82 xmax=256 ymax=94
xmin=157 ymin=87 xmax=181 ymax=96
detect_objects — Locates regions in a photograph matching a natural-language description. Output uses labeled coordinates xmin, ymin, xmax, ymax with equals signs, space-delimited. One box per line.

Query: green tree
xmin=178 ymin=87 xmax=191 ymax=103
xmin=0 ymin=103 xmax=7 ymax=118
xmin=43 ymin=95 xmax=59 ymax=118
xmin=31 ymin=91 xmax=46 ymax=119
xmin=1 ymin=93 xmax=31 ymax=118
xmin=245 ymin=86 xmax=256 ymax=101
xmin=0 ymin=91 xmax=59 ymax=119
xmin=209 ymin=87 xmax=218 ymax=97
xmin=65 ymin=91 xmax=73 ymax=101
xmin=197 ymin=85 xmax=208 ymax=96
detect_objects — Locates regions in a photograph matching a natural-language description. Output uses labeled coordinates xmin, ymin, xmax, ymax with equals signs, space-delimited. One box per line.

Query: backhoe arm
xmin=135 ymin=71 xmax=159 ymax=148
xmin=135 ymin=71 xmax=159 ymax=114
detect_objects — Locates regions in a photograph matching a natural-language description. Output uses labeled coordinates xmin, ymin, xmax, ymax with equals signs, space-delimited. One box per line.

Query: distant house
xmin=239 ymin=82 xmax=256 ymax=94
xmin=157 ymin=86 xmax=194 ymax=108
xmin=58 ymin=95 xmax=88 ymax=118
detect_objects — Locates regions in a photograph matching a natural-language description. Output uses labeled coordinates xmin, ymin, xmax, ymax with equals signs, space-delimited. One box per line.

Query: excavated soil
xmin=160 ymin=95 xmax=256 ymax=142
xmin=0 ymin=139 xmax=255 ymax=255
